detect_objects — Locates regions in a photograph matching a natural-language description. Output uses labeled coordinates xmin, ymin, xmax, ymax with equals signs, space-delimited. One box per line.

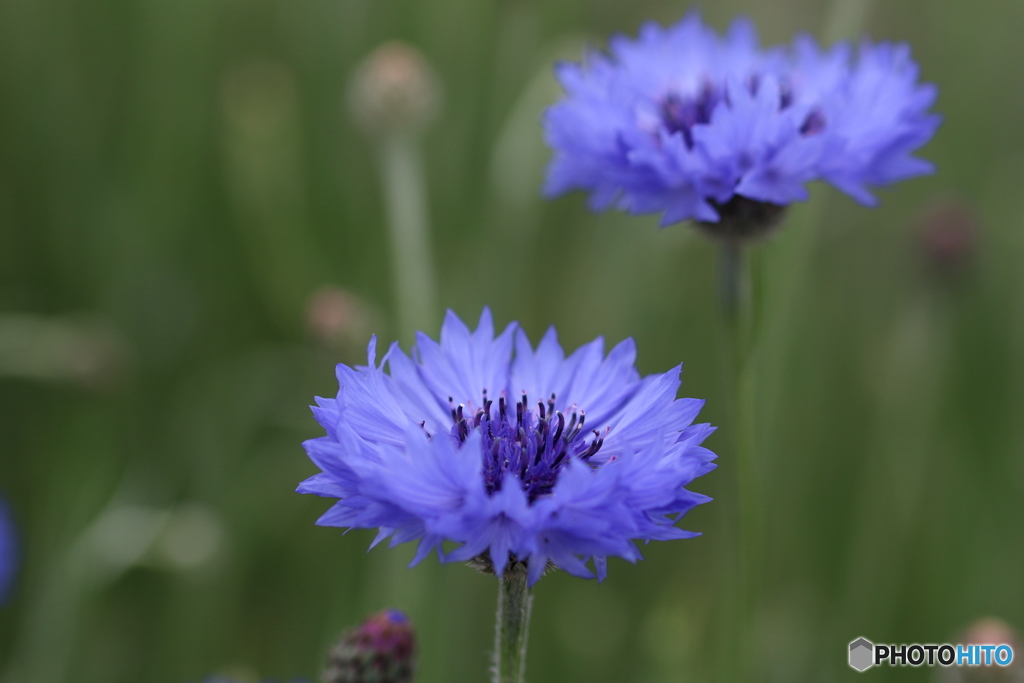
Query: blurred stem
xmin=713 ymin=5 xmax=872 ymax=678
xmin=492 ymin=564 xmax=532 ymax=683
xmin=379 ymin=132 xmax=438 ymax=342
xmin=718 ymin=242 xmax=760 ymax=682
xmin=221 ymin=61 xmax=326 ymax=331
xmin=823 ymin=0 xmax=872 ymax=43
xmin=717 ymin=243 xmax=747 ymax=329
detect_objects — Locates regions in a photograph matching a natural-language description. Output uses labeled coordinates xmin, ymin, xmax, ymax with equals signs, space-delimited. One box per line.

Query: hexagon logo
xmin=849 ymin=637 xmax=874 ymax=671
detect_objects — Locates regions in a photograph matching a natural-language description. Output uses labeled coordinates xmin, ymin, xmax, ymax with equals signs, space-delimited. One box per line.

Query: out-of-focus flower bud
xmin=918 ymin=198 xmax=979 ymax=281
xmin=936 ymin=617 xmax=1023 ymax=683
xmin=348 ymin=42 xmax=440 ymax=135
xmin=962 ymin=618 xmax=1020 ymax=651
xmin=305 ymin=286 xmax=374 ymax=353
xmin=323 ymin=609 xmax=416 ymax=683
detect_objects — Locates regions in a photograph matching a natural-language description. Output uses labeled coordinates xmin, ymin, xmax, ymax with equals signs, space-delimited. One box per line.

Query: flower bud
xmin=323 ymin=609 xmax=416 ymax=683
xmin=305 ymin=286 xmax=373 ymax=352
xmin=918 ymin=198 xmax=979 ymax=281
xmin=348 ymin=42 xmax=440 ymax=135
xmin=937 ymin=618 xmax=1022 ymax=683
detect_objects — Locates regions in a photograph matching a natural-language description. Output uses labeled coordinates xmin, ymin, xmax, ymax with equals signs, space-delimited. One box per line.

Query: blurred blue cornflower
xmin=298 ymin=309 xmax=716 ymax=585
xmin=543 ymin=13 xmax=940 ymax=237
xmin=0 ymin=497 xmax=17 ymax=604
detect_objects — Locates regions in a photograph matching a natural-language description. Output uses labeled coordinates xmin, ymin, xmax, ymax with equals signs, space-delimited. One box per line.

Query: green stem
xmin=717 ymin=242 xmax=761 ymax=682
xmin=735 ymin=319 xmax=760 ymax=680
xmin=823 ymin=0 xmax=872 ymax=43
xmin=380 ymin=132 xmax=438 ymax=342
xmin=492 ymin=563 xmax=533 ymax=683
xmin=717 ymin=241 xmax=745 ymax=328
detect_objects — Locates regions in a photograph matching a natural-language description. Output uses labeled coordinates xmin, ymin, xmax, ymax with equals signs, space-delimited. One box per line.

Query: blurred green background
xmin=1 ymin=0 xmax=1023 ymax=680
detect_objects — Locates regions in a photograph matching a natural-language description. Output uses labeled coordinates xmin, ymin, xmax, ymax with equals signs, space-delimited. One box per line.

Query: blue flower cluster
xmin=298 ymin=310 xmax=716 ymax=585
xmin=543 ymin=13 xmax=940 ymax=229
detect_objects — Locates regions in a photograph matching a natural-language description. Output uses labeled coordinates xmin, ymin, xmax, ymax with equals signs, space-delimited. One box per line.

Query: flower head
xmin=298 ymin=309 xmax=716 ymax=585
xmin=543 ymin=13 xmax=940 ymax=238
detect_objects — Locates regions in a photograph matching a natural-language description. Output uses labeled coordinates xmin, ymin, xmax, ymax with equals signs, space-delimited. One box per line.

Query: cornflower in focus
xmin=543 ymin=13 xmax=940 ymax=240
xmin=297 ymin=308 xmax=715 ymax=585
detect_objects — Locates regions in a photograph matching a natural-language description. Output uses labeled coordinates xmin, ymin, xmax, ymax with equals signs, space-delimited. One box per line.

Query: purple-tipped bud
xmin=323 ymin=609 xmax=416 ymax=683
xmin=917 ymin=198 xmax=979 ymax=281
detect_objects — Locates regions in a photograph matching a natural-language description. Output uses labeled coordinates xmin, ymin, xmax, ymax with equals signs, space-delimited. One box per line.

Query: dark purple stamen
xmin=660 ymin=77 xmax=826 ymax=145
xmin=779 ymin=81 xmax=794 ymax=110
xmin=552 ymin=412 xmax=565 ymax=444
xmin=800 ymin=109 xmax=826 ymax=136
xmin=448 ymin=392 xmax=607 ymax=502
xmin=660 ymin=83 xmax=719 ymax=148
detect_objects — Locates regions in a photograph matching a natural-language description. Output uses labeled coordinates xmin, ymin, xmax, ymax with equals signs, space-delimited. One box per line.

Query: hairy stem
xmin=492 ymin=563 xmax=533 ymax=683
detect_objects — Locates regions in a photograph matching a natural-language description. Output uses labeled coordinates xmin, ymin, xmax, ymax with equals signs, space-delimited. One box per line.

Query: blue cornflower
xmin=0 ymin=498 xmax=17 ymax=604
xmin=298 ymin=309 xmax=716 ymax=585
xmin=543 ymin=13 xmax=940 ymax=237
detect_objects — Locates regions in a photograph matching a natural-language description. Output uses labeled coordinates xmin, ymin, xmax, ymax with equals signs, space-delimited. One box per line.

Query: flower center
xmin=659 ymin=77 xmax=826 ymax=147
xmin=660 ymin=84 xmax=720 ymax=148
xmin=447 ymin=391 xmax=607 ymax=502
